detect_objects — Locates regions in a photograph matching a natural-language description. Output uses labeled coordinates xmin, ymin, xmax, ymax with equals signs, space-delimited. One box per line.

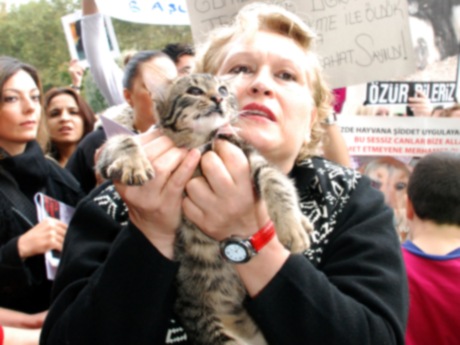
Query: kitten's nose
xmin=211 ymin=95 xmax=222 ymax=104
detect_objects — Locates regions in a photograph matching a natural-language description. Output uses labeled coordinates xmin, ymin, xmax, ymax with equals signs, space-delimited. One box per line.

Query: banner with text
xmin=96 ymin=0 xmax=190 ymax=25
xmin=365 ymin=81 xmax=457 ymax=105
xmin=338 ymin=116 xmax=460 ymax=157
xmin=185 ymin=0 xmax=415 ymax=88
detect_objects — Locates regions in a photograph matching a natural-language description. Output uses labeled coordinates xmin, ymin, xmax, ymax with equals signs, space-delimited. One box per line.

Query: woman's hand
xmin=0 ymin=308 xmax=47 ymax=329
xmin=184 ymin=139 xmax=289 ymax=296
xmin=408 ymin=90 xmax=433 ymax=117
xmin=183 ymin=139 xmax=270 ymax=241
xmin=17 ymin=218 xmax=67 ymax=259
xmin=114 ymin=130 xmax=201 ymax=259
xmin=68 ymin=59 xmax=85 ymax=90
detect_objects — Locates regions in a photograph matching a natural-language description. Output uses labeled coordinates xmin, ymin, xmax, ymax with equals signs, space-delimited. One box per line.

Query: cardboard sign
xmin=185 ymin=0 xmax=415 ymax=88
xmin=338 ymin=116 xmax=460 ymax=157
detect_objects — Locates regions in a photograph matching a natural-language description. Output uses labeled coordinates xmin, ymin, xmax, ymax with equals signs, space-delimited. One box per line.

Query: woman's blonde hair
xmin=195 ymin=2 xmax=332 ymax=160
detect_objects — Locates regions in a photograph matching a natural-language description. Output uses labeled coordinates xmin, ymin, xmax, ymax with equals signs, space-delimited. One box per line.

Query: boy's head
xmin=407 ymin=152 xmax=460 ymax=226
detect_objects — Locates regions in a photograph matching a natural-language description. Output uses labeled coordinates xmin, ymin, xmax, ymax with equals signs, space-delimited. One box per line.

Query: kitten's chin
xmin=193 ymin=116 xmax=230 ymax=134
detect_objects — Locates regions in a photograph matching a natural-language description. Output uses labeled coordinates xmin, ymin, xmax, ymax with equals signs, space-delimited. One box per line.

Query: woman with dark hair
xmin=44 ymin=87 xmax=95 ymax=167
xmin=0 ymin=56 xmax=84 ymax=317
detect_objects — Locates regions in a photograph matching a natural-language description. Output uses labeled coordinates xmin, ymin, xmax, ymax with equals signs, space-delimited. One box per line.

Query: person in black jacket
xmin=0 ymin=56 xmax=84 ymax=319
xmin=41 ymin=3 xmax=408 ymax=344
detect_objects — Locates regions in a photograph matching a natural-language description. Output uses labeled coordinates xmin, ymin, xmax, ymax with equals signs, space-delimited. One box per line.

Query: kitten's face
xmin=159 ymin=74 xmax=239 ymax=136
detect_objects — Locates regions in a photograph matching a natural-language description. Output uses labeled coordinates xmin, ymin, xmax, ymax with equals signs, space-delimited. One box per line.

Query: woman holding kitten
xmin=42 ymin=3 xmax=408 ymax=344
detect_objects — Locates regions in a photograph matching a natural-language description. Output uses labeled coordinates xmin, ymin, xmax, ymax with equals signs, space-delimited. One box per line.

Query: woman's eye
xmin=187 ymin=86 xmax=204 ymax=96
xmin=229 ymin=66 xmax=251 ymax=74
xmin=395 ymin=182 xmax=407 ymax=191
xmin=3 ymin=96 xmax=18 ymax=103
xmin=277 ymin=71 xmax=297 ymax=81
xmin=49 ymin=110 xmax=61 ymax=118
xmin=31 ymin=94 xmax=41 ymax=102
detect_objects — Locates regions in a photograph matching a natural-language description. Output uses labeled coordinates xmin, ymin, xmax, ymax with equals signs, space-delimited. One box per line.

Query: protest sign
xmin=365 ymin=81 xmax=457 ymax=105
xmin=95 ymin=0 xmax=190 ymax=25
xmin=61 ymin=10 xmax=120 ymax=67
xmin=338 ymin=116 xmax=460 ymax=157
xmin=184 ymin=0 xmax=415 ymax=88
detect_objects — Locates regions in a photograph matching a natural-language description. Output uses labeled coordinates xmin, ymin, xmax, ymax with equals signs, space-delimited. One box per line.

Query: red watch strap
xmin=249 ymin=220 xmax=275 ymax=253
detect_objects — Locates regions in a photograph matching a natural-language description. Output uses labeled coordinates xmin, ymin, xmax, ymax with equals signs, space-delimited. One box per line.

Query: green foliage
xmin=0 ymin=0 xmax=192 ymax=111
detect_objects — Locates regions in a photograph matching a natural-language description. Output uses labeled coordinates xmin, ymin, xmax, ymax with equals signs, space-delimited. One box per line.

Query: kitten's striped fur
xmin=97 ymin=74 xmax=312 ymax=345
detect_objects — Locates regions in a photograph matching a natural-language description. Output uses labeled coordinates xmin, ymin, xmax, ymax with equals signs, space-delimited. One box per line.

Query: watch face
xmin=222 ymin=242 xmax=248 ymax=264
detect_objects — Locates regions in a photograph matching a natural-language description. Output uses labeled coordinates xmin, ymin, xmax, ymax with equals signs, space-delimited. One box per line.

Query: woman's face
xmin=127 ymin=57 xmax=177 ymax=127
xmin=217 ymin=31 xmax=316 ymax=173
xmin=46 ymin=93 xmax=84 ymax=146
xmin=367 ymin=165 xmax=409 ymax=210
xmin=0 ymin=70 xmax=41 ymax=155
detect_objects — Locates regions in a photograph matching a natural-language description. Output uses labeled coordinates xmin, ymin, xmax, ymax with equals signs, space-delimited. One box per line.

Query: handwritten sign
xmin=96 ymin=0 xmax=190 ymax=25
xmin=365 ymin=81 xmax=457 ymax=105
xmin=338 ymin=116 xmax=460 ymax=157
xmin=185 ymin=0 xmax=415 ymax=88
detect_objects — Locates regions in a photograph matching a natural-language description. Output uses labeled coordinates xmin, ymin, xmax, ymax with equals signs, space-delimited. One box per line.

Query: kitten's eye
xmin=187 ymin=86 xmax=204 ymax=96
xmin=218 ymin=86 xmax=228 ymax=97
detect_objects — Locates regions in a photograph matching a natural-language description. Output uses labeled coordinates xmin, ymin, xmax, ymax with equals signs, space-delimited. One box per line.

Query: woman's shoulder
xmin=293 ymin=156 xmax=362 ymax=202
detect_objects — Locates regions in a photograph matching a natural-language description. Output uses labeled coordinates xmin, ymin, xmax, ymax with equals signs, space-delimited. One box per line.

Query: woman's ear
xmin=124 ymin=89 xmax=133 ymax=107
xmin=406 ymin=196 xmax=415 ymax=220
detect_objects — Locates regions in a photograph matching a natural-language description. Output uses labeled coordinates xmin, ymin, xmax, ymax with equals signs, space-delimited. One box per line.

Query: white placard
xmin=338 ymin=116 xmax=460 ymax=157
xmin=95 ymin=0 xmax=190 ymax=25
xmin=184 ymin=0 xmax=415 ymax=88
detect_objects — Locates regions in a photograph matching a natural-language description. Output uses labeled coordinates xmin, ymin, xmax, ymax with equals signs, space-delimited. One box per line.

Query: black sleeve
xmin=245 ymin=178 xmax=408 ymax=345
xmin=0 ymin=236 xmax=30 ymax=288
xmin=66 ymin=128 xmax=106 ymax=194
xmin=40 ymin=195 xmax=180 ymax=345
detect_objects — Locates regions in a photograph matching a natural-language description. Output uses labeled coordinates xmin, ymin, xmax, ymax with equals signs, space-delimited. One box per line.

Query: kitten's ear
xmin=144 ymin=69 xmax=174 ymax=122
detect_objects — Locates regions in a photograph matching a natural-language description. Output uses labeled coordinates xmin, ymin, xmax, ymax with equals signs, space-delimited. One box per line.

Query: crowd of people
xmin=0 ymin=1 xmax=459 ymax=344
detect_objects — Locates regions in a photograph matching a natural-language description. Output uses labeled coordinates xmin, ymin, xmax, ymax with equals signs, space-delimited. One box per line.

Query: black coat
xmin=0 ymin=141 xmax=84 ymax=313
xmin=41 ymin=157 xmax=408 ymax=344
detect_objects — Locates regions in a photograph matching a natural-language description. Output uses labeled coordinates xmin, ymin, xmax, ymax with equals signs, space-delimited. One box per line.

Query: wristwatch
xmin=220 ymin=221 xmax=275 ymax=264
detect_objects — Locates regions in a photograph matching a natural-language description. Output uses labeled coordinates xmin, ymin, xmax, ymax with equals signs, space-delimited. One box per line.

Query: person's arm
xmin=40 ymin=195 xmax=181 ymax=344
xmin=0 ymin=308 xmax=46 ymax=329
xmin=245 ymin=177 xmax=408 ymax=344
xmin=81 ymin=0 xmax=125 ymax=106
xmin=42 ymin=132 xmax=201 ymax=344
xmin=407 ymin=90 xmax=433 ymax=117
xmin=184 ymin=140 xmax=407 ymax=344
xmin=68 ymin=59 xmax=85 ymax=92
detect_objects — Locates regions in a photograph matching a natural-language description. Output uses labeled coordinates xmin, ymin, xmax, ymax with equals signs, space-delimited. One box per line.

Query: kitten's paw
xmin=277 ymin=215 xmax=312 ymax=253
xmin=105 ymin=155 xmax=154 ymax=186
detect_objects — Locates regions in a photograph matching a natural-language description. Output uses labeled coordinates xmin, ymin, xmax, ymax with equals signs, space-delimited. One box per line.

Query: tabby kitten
xmin=96 ymin=74 xmax=312 ymax=345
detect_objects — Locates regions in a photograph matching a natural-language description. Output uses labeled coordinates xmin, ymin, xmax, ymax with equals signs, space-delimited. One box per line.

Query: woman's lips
xmin=240 ymin=103 xmax=276 ymax=121
xmin=20 ymin=120 xmax=36 ymax=127
xmin=59 ymin=126 xmax=73 ymax=133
